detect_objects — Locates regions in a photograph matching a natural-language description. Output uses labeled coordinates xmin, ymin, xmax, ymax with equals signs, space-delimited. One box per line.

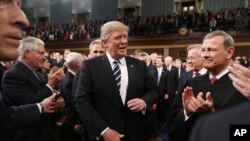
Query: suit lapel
xmin=125 ymin=57 xmax=136 ymax=103
xmin=16 ymin=61 xmax=44 ymax=87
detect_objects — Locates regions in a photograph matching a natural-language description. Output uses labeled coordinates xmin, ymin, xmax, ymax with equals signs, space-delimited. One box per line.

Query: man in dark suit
xmin=189 ymin=63 xmax=250 ymax=141
xmin=59 ymin=52 xmax=83 ymax=141
xmin=164 ymin=56 xmax=179 ymax=98
xmin=60 ymin=52 xmax=83 ymax=115
xmin=2 ymin=36 xmax=65 ymax=141
xmin=167 ymin=31 xmax=248 ymax=141
xmin=242 ymin=56 xmax=250 ymax=68
xmin=175 ymin=59 xmax=186 ymax=79
xmin=75 ymin=21 xmax=158 ymax=141
xmin=177 ymin=44 xmax=207 ymax=93
xmin=71 ymin=39 xmax=105 ymax=136
xmin=0 ymin=1 xmax=59 ymax=141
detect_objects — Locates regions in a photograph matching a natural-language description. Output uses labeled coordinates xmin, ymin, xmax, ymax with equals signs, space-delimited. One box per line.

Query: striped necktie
xmin=113 ymin=60 xmax=121 ymax=91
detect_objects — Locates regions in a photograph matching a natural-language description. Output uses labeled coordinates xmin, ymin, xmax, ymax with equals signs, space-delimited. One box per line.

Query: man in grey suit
xmin=75 ymin=21 xmax=158 ymax=141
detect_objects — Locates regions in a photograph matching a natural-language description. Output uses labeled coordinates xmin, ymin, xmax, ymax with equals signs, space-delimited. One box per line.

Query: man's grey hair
xmin=65 ymin=52 xmax=82 ymax=68
xmin=18 ymin=36 xmax=44 ymax=59
xmin=89 ymin=39 xmax=102 ymax=51
xmin=187 ymin=44 xmax=202 ymax=52
xmin=100 ymin=21 xmax=129 ymax=41
xmin=203 ymin=30 xmax=234 ymax=49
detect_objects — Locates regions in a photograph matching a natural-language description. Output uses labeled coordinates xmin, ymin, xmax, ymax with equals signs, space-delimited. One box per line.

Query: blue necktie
xmin=113 ymin=60 xmax=121 ymax=91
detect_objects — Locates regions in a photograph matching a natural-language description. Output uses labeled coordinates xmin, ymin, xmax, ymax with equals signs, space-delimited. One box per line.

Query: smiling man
xmin=75 ymin=21 xmax=158 ymax=141
xmin=167 ymin=30 xmax=247 ymax=141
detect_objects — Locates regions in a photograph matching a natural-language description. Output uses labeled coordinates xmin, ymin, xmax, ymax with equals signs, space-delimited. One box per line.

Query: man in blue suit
xmin=75 ymin=21 xmax=158 ymax=141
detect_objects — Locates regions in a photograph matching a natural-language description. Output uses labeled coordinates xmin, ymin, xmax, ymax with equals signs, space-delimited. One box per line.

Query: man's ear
xmin=24 ymin=49 xmax=31 ymax=58
xmin=226 ymin=47 xmax=234 ymax=59
xmin=101 ymin=40 xmax=108 ymax=49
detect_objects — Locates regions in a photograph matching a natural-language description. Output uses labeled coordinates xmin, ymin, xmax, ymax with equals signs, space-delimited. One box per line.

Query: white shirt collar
xmin=198 ymin=68 xmax=207 ymax=75
xmin=67 ymin=69 xmax=76 ymax=76
xmin=209 ymin=68 xmax=229 ymax=79
xmin=106 ymin=52 xmax=126 ymax=67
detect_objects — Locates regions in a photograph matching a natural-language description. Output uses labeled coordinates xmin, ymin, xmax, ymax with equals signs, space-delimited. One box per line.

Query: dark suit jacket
xmin=167 ymin=72 xmax=248 ymax=141
xmin=177 ymin=67 xmax=186 ymax=79
xmin=177 ymin=71 xmax=193 ymax=94
xmin=60 ymin=70 xmax=74 ymax=115
xmin=153 ymin=67 xmax=170 ymax=124
xmin=189 ymin=101 xmax=250 ymax=141
xmin=0 ymin=101 xmax=40 ymax=141
xmin=244 ymin=60 xmax=250 ymax=68
xmin=2 ymin=61 xmax=55 ymax=141
xmin=166 ymin=65 xmax=179 ymax=97
xmin=75 ymin=54 xmax=158 ymax=141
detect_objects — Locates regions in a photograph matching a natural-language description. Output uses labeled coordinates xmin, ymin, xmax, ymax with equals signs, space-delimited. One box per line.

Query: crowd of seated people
xmin=23 ymin=7 xmax=250 ymax=42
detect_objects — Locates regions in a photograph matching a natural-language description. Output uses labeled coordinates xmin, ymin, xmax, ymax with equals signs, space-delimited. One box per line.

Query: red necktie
xmin=210 ymin=77 xmax=217 ymax=85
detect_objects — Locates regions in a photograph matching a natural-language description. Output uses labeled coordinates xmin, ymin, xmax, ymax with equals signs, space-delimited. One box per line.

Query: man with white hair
xmin=2 ymin=36 xmax=65 ymax=141
xmin=60 ymin=52 xmax=83 ymax=115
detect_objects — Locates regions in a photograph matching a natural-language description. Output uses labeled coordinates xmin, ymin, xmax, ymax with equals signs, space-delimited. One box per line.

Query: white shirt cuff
xmin=36 ymin=103 xmax=42 ymax=113
xmin=46 ymin=84 xmax=53 ymax=93
xmin=96 ymin=127 xmax=109 ymax=140
xmin=184 ymin=109 xmax=191 ymax=121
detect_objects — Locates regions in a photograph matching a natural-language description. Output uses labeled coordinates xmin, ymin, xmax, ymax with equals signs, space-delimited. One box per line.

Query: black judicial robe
xmin=167 ymin=72 xmax=247 ymax=141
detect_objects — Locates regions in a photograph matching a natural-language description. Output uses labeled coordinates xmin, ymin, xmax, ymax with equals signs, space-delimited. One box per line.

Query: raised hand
xmin=228 ymin=63 xmax=250 ymax=99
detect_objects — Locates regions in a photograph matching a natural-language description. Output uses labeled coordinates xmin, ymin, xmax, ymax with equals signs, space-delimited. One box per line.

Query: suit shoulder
xmin=84 ymin=56 xmax=103 ymax=66
xmin=125 ymin=56 xmax=145 ymax=65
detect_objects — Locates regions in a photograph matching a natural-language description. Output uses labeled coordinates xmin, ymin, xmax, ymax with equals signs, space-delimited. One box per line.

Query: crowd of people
xmin=23 ymin=7 xmax=250 ymax=42
xmin=1 ymin=1 xmax=250 ymax=141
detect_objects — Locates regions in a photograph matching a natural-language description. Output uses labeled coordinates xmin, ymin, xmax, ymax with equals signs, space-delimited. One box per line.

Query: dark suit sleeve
xmin=10 ymin=104 xmax=41 ymax=129
xmin=141 ymin=63 xmax=158 ymax=109
xmin=75 ymin=62 xmax=107 ymax=140
xmin=188 ymin=115 xmax=207 ymax=141
xmin=60 ymin=72 xmax=73 ymax=114
xmin=2 ymin=70 xmax=52 ymax=105
xmin=0 ymin=102 xmax=40 ymax=130
xmin=166 ymin=92 xmax=186 ymax=141
xmin=71 ymin=71 xmax=82 ymax=125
